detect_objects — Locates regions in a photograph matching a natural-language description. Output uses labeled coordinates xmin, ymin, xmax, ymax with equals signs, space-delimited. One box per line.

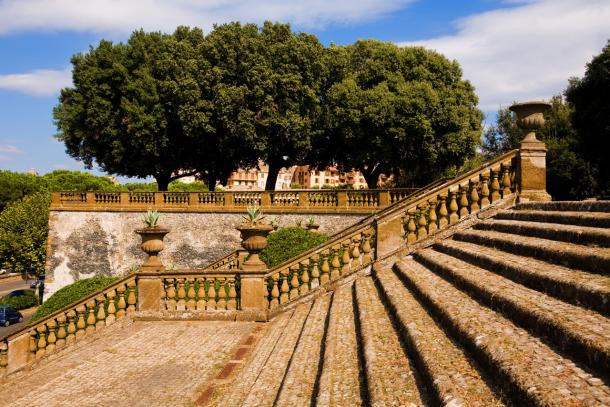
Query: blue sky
xmin=0 ymin=0 xmax=608 ymax=180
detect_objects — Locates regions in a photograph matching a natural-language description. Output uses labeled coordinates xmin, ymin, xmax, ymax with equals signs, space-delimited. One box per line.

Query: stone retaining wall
xmin=45 ymin=211 xmax=366 ymax=296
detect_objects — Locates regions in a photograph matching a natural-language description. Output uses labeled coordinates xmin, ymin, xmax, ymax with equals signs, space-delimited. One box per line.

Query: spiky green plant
xmin=142 ymin=210 xmax=160 ymax=228
xmin=243 ymin=205 xmax=265 ymax=225
xmin=307 ymin=216 xmax=317 ymax=226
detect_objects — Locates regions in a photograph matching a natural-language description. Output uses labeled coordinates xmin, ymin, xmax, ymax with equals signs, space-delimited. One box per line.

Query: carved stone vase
xmin=236 ymin=223 xmax=273 ymax=271
xmin=135 ymin=227 xmax=170 ymax=271
xmin=509 ymin=101 xmax=551 ymax=143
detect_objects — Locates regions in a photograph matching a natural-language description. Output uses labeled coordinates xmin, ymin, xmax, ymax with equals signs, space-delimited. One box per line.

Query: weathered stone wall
xmin=46 ymin=211 xmax=366 ymax=295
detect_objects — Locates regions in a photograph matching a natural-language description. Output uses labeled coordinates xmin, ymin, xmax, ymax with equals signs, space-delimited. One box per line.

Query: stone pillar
xmin=510 ymin=101 xmax=552 ymax=202
xmin=137 ymin=277 xmax=163 ymax=311
xmin=375 ymin=215 xmax=403 ymax=258
xmin=337 ymin=191 xmax=348 ymax=209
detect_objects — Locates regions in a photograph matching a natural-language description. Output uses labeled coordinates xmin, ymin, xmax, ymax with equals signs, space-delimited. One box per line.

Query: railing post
xmin=261 ymin=192 xmax=271 ymax=208
xmin=510 ymin=101 xmax=552 ymax=202
xmin=86 ymin=192 xmax=95 ymax=206
xmin=375 ymin=213 xmax=404 ymax=258
xmin=120 ymin=192 xmax=130 ymax=205
xmin=337 ymin=191 xmax=348 ymax=209
xmin=379 ymin=190 xmax=390 ymax=208
xmin=298 ymin=191 xmax=308 ymax=208
xmin=137 ymin=275 xmax=163 ymax=312
xmin=5 ymin=332 xmax=30 ymax=374
xmin=51 ymin=192 xmax=61 ymax=206
xmin=225 ymin=191 xmax=235 ymax=208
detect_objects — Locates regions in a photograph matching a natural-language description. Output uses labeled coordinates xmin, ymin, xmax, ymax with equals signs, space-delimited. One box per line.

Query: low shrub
xmin=260 ymin=227 xmax=330 ymax=268
xmin=30 ymin=276 xmax=118 ymax=323
xmin=0 ymin=291 xmax=38 ymax=310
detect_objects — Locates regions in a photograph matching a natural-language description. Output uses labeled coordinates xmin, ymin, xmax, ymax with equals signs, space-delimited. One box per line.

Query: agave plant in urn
xmin=237 ymin=206 xmax=274 ymax=271
xmin=135 ymin=210 xmax=170 ymax=271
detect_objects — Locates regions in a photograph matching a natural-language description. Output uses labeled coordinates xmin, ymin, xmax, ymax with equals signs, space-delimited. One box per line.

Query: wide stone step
xmin=241 ymin=302 xmax=313 ymax=407
xmin=414 ymin=248 xmax=610 ymax=378
xmin=315 ymin=283 xmax=363 ymax=407
xmin=494 ymin=209 xmax=610 ymax=228
xmin=515 ymin=201 xmax=610 ymax=213
xmin=434 ymin=239 xmax=610 ymax=316
xmin=354 ymin=277 xmax=425 ymax=406
xmin=214 ymin=311 xmax=293 ymax=406
xmin=275 ymin=295 xmax=331 ymax=406
xmin=373 ymin=265 xmax=505 ymax=406
xmin=474 ymin=219 xmax=610 ymax=247
xmin=394 ymin=258 xmax=610 ymax=406
xmin=454 ymin=229 xmax=610 ymax=275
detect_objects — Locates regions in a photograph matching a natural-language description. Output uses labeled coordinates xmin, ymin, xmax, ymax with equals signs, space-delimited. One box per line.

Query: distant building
xmin=226 ymin=162 xmax=295 ymax=190
xmin=293 ymin=166 xmax=369 ymax=189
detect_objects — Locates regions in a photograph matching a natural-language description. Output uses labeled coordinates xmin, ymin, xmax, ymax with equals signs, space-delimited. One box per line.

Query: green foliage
xmin=0 ymin=290 xmax=38 ymax=310
xmin=30 ymin=276 xmax=119 ymax=323
xmin=42 ymin=170 xmax=117 ymax=192
xmin=0 ymin=192 xmax=50 ymax=273
xmin=260 ymin=227 xmax=330 ymax=268
xmin=566 ymin=40 xmax=610 ymax=197
xmin=121 ymin=182 xmax=158 ymax=192
xmin=141 ymin=210 xmax=160 ymax=228
xmin=290 ymin=182 xmax=302 ymax=189
xmin=244 ymin=206 xmax=265 ymax=224
xmin=323 ymin=40 xmax=483 ymax=188
xmin=0 ymin=171 xmax=47 ymax=212
xmin=168 ymin=181 xmax=208 ymax=191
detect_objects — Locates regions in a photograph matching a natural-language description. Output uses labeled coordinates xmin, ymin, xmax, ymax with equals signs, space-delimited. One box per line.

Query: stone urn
xmin=135 ymin=227 xmax=170 ymax=271
xmin=236 ymin=223 xmax=274 ymax=271
xmin=509 ymin=101 xmax=551 ymax=143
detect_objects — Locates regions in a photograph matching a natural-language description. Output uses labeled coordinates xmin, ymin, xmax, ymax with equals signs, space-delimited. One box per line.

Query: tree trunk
xmin=155 ymin=174 xmax=171 ymax=191
xmin=265 ymin=160 xmax=281 ymax=191
xmin=206 ymin=171 xmax=218 ymax=191
xmin=360 ymin=165 xmax=381 ymax=190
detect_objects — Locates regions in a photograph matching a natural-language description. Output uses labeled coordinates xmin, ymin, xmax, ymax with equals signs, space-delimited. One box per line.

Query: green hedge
xmin=0 ymin=291 xmax=38 ymax=310
xmin=260 ymin=227 xmax=330 ymax=268
xmin=30 ymin=276 xmax=118 ymax=323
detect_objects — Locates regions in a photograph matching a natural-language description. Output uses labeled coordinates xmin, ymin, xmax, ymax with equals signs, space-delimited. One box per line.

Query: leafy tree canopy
xmin=323 ymin=40 xmax=483 ymax=188
xmin=0 ymin=171 xmax=47 ymax=212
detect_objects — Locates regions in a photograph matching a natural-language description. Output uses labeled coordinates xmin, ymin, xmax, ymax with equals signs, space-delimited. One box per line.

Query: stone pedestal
xmin=239 ymin=271 xmax=267 ymax=321
xmin=375 ymin=215 xmax=404 ymax=258
xmin=510 ymin=101 xmax=553 ymax=202
xmin=137 ymin=277 xmax=163 ymax=311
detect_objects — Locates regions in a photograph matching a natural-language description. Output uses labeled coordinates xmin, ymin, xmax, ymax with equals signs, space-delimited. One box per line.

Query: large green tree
xmin=0 ymin=171 xmax=47 ymax=212
xmin=54 ymin=27 xmax=209 ymax=190
xmin=566 ymin=40 xmax=610 ymax=197
xmin=323 ymin=40 xmax=483 ymax=188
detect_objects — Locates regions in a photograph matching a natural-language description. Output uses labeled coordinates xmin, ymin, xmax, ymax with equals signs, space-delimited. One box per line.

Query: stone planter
xmin=135 ymin=227 xmax=169 ymax=271
xmin=236 ymin=223 xmax=273 ymax=271
xmin=305 ymin=224 xmax=320 ymax=231
xmin=509 ymin=101 xmax=551 ymax=142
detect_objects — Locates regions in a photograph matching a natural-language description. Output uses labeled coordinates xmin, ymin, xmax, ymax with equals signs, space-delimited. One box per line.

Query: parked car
xmin=6 ymin=289 xmax=35 ymax=298
xmin=0 ymin=306 xmax=23 ymax=327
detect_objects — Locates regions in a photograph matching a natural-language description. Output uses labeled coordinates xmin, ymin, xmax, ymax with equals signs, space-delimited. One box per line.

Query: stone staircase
xmin=212 ymin=201 xmax=610 ymax=406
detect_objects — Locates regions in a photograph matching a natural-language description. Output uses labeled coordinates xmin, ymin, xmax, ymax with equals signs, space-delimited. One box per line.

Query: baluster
xmin=46 ymin=320 xmax=57 ymax=353
xmin=116 ymin=285 xmax=127 ymax=318
xmin=280 ymin=269 xmax=290 ymax=304
xmin=428 ymin=198 xmax=438 ymax=233
xmin=490 ymin=169 xmax=501 ymax=202
xmin=469 ymin=180 xmax=480 ymax=213
xmin=361 ymin=229 xmax=372 ymax=264
xmin=351 ymin=234 xmax=361 ymax=268
xmin=300 ymin=260 xmax=310 ymax=295
xmin=127 ymin=280 xmax=137 ymax=313
xmin=341 ymin=240 xmax=351 ymax=275
xmin=330 ymin=245 xmax=341 ymax=280
xmin=501 ymin=164 xmax=512 ymax=197
xmin=449 ymin=191 xmax=459 ymax=224
xmin=459 ymin=185 xmax=469 ymax=217
xmin=406 ymin=209 xmax=417 ymax=243
xmin=320 ymin=249 xmax=330 ymax=285
xmin=106 ymin=290 xmax=116 ymax=325
xmin=480 ymin=174 xmax=491 ymax=207
xmin=28 ymin=330 xmax=37 ymax=362
xmin=289 ymin=265 xmax=300 ymax=300
xmin=196 ymin=278 xmax=206 ymax=310
xmin=270 ymin=274 xmax=280 ymax=309
xmin=438 ymin=194 xmax=449 ymax=228
xmin=310 ymin=254 xmax=320 ymax=289
xmin=186 ymin=278 xmax=196 ymax=310
xmin=207 ymin=279 xmax=217 ymax=310
xmin=76 ymin=305 xmax=87 ymax=338
xmin=176 ymin=279 xmax=186 ymax=311
xmin=0 ymin=341 xmax=7 ymax=375
xmin=66 ymin=310 xmax=76 ymax=344
xmin=227 ymin=278 xmax=237 ymax=310
xmin=96 ymin=295 xmax=106 ymax=329
xmin=85 ymin=300 xmax=96 ymax=334
xmin=36 ymin=325 xmax=47 ymax=359
xmin=417 ymin=203 xmax=428 ymax=239
xmin=217 ymin=278 xmax=227 ymax=310
xmin=56 ymin=313 xmax=67 ymax=348
xmin=165 ymin=279 xmax=176 ymax=311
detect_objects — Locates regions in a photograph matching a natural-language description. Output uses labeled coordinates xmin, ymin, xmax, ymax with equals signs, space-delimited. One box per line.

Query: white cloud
xmin=0 ymin=68 xmax=72 ymax=96
xmin=0 ymin=0 xmax=413 ymax=35
xmin=0 ymin=144 xmax=21 ymax=154
xmin=400 ymin=0 xmax=610 ymax=112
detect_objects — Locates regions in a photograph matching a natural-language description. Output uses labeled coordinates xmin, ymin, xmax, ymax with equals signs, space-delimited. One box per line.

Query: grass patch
xmin=260 ymin=227 xmax=330 ymax=268
xmin=30 ymin=276 xmax=119 ymax=323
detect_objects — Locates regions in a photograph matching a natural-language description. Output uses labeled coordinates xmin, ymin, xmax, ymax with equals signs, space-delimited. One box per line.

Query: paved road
xmin=0 ymin=275 xmax=37 ymax=338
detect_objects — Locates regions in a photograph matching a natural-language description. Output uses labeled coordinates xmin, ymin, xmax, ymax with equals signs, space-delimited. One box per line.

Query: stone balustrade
xmin=50 ymin=188 xmax=418 ymax=213
xmin=161 ymin=274 xmax=239 ymax=311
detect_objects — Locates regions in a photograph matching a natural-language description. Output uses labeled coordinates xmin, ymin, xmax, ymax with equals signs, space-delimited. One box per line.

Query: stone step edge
xmin=434 ymin=239 xmax=610 ymax=316
xmin=414 ymin=249 xmax=610 ymax=380
xmin=515 ymin=201 xmax=610 ymax=213
xmin=494 ymin=210 xmax=610 ymax=228
xmin=372 ymin=264 xmax=503 ymax=407
xmin=454 ymin=229 xmax=610 ymax=276
xmin=475 ymin=219 xmax=610 ymax=248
